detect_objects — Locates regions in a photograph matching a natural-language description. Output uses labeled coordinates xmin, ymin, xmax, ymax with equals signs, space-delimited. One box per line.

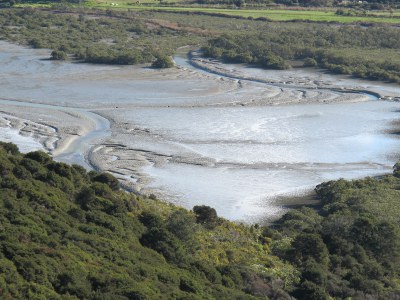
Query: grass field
xmin=81 ymin=1 xmax=400 ymax=24
xmin=14 ymin=0 xmax=400 ymax=24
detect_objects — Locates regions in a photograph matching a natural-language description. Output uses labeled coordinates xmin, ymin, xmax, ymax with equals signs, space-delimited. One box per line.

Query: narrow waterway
xmin=122 ymin=55 xmax=400 ymax=222
xmin=53 ymin=110 xmax=110 ymax=169
xmin=0 ymin=98 xmax=110 ymax=169
xmin=1 ymin=41 xmax=399 ymax=222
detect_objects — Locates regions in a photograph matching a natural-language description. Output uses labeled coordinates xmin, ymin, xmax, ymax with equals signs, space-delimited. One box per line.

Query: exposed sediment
xmin=1 ymin=40 xmax=399 ymax=222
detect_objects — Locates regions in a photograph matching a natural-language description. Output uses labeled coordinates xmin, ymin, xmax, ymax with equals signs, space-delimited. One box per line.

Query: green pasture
xmin=82 ymin=1 xmax=400 ymax=24
xmin=14 ymin=0 xmax=400 ymax=24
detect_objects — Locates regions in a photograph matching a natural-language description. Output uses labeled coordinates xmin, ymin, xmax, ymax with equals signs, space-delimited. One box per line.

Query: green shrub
xmin=151 ymin=56 xmax=174 ymax=68
xmin=50 ymin=50 xmax=67 ymax=60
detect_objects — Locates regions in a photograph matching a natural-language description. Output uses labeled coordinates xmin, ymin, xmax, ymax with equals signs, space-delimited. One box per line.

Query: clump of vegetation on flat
xmin=152 ymin=55 xmax=175 ymax=68
xmin=0 ymin=8 xmax=202 ymax=65
xmin=202 ymin=24 xmax=400 ymax=82
xmin=1 ymin=8 xmax=399 ymax=83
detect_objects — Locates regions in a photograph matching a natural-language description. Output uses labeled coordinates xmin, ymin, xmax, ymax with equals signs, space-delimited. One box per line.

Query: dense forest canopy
xmin=0 ymin=139 xmax=400 ymax=299
xmin=0 ymin=142 xmax=295 ymax=299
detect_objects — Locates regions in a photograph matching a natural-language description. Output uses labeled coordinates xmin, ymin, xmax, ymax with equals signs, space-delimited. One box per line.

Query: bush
xmin=140 ymin=227 xmax=188 ymax=264
xmin=50 ymin=50 xmax=67 ymax=61
xmin=25 ymin=151 xmax=51 ymax=164
xmin=193 ymin=205 xmax=219 ymax=229
xmin=166 ymin=210 xmax=197 ymax=241
xmin=0 ymin=142 xmax=19 ymax=155
xmin=151 ymin=56 xmax=174 ymax=68
xmin=303 ymin=58 xmax=318 ymax=67
xmin=290 ymin=233 xmax=329 ymax=266
xmin=179 ymin=277 xmax=201 ymax=294
xmin=92 ymin=173 xmax=119 ymax=191
xmin=393 ymin=162 xmax=400 ymax=177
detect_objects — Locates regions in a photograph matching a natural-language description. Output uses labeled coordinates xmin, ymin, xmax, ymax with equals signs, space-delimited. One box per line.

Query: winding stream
xmin=53 ymin=110 xmax=110 ymax=169
xmin=1 ymin=41 xmax=399 ymax=222
xmin=175 ymin=55 xmax=382 ymax=100
xmin=0 ymin=98 xmax=110 ymax=169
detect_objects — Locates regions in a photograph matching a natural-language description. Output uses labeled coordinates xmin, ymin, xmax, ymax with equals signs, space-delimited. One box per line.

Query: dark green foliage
xmin=92 ymin=172 xmax=120 ymax=191
xmin=193 ymin=205 xmax=219 ymax=229
xmin=0 ymin=142 xmax=399 ymax=299
xmin=0 ymin=141 xmax=19 ymax=155
xmin=48 ymin=162 xmax=72 ymax=179
xmin=0 ymin=143 xmax=275 ymax=299
xmin=258 ymin=52 xmax=289 ymax=70
xmin=303 ymin=57 xmax=318 ymax=67
xmin=140 ymin=226 xmax=188 ymax=265
xmin=293 ymin=280 xmax=330 ymax=300
xmin=0 ymin=9 xmax=198 ymax=66
xmin=203 ymin=24 xmax=400 ymax=82
xmin=290 ymin=234 xmax=329 ymax=266
xmin=25 ymin=150 xmax=52 ymax=164
xmin=139 ymin=211 xmax=164 ymax=228
xmin=1 ymin=141 xmax=400 ymax=298
xmin=1 ymin=7 xmax=399 ymax=83
xmin=273 ymin=169 xmax=400 ymax=299
xmin=50 ymin=50 xmax=67 ymax=60
xmin=0 ymin=7 xmax=399 ymax=298
xmin=393 ymin=161 xmax=400 ymax=177
xmin=151 ymin=56 xmax=175 ymax=68
xmin=166 ymin=210 xmax=198 ymax=241
xmin=192 ymin=261 xmax=222 ymax=284
xmin=179 ymin=277 xmax=201 ymax=294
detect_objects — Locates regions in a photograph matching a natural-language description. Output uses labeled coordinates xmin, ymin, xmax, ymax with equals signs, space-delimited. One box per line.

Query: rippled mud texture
xmin=1 ymin=41 xmax=399 ymax=223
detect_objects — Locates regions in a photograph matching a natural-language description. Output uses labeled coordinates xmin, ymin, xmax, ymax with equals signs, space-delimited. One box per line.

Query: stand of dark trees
xmin=202 ymin=24 xmax=400 ymax=83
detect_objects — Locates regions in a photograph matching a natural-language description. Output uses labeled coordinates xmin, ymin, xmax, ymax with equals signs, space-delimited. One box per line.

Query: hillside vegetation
xmin=1 ymin=141 xmax=400 ymax=299
xmin=0 ymin=142 xmax=295 ymax=299
xmin=272 ymin=175 xmax=400 ymax=299
xmin=0 ymin=6 xmax=400 ymax=299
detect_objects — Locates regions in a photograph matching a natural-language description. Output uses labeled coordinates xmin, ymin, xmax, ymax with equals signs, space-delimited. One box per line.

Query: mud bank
xmin=1 ymin=41 xmax=399 ymax=222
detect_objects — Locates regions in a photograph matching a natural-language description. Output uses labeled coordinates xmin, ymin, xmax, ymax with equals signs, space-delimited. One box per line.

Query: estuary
xmin=1 ymin=41 xmax=399 ymax=222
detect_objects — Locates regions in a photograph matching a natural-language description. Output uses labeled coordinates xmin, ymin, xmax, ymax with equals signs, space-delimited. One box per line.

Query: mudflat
xmin=1 ymin=41 xmax=399 ymax=223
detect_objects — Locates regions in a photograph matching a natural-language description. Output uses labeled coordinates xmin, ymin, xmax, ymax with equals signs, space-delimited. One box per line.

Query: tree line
xmin=202 ymin=24 xmax=400 ymax=83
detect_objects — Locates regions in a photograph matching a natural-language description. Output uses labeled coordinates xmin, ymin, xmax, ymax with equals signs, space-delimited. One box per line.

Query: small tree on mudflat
xmin=151 ymin=56 xmax=174 ymax=68
xmin=50 ymin=50 xmax=67 ymax=61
